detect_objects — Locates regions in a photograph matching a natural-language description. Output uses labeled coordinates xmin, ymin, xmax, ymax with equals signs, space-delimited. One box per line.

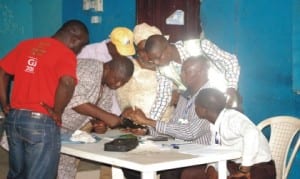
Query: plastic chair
xmin=257 ymin=116 xmax=300 ymax=179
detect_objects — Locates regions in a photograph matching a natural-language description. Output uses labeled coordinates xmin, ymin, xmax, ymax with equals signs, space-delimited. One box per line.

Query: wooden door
xmin=136 ymin=0 xmax=201 ymax=43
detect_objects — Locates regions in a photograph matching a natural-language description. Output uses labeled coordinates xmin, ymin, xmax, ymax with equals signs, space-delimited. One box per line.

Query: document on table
xmin=178 ymin=144 xmax=233 ymax=155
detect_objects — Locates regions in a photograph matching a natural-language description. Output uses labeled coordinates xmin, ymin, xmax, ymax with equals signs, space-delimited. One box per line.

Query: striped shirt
xmin=157 ymin=41 xmax=190 ymax=92
xmin=198 ymin=39 xmax=240 ymax=89
xmin=149 ymin=71 xmax=173 ymax=121
xmin=149 ymin=81 xmax=215 ymax=145
xmin=159 ymin=39 xmax=240 ymax=91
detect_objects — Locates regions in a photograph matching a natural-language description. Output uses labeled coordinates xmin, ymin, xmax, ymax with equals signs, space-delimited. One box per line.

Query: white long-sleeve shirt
xmin=213 ymin=109 xmax=272 ymax=166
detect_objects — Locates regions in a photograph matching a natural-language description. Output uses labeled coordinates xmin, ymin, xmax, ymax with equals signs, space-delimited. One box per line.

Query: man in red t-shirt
xmin=0 ymin=20 xmax=89 ymax=179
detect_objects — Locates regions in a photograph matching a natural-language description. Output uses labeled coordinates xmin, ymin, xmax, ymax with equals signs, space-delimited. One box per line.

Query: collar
xmin=173 ymin=41 xmax=191 ymax=63
xmin=214 ymin=109 xmax=226 ymax=130
xmin=182 ymin=81 xmax=211 ymax=99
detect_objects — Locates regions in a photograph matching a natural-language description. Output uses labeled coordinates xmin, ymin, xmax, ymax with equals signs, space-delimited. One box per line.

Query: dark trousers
xmin=180 ymin=160 xmax=276 ymax=179
xmin=0 ymin=115 xmax=4 ymax=140
xmin=122 ymin=168 xmax=182 ymax=179
xmin=227 ymin=160 xmax=276 ymax=179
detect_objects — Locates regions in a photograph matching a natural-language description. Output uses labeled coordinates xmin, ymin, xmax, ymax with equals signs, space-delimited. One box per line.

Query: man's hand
xmin=122 ymin=107 xmax=156 ymax=127
xmin=91 ymin=120 xmax=108 ymax=134
xmin=228 ymin=171 xmax=250 ymax=179
xmin=41 ymin=102 xmax=62 ymax=127
xmin=122 ymin=108 xmax=147 ymax=125
xmin=206 ymin=166 xmax=218 ymax=179
xmin=2 ymin=104 xmax=10 ymax=115
xmin=121 ymin=107 xmax=135 ymax=118
xmin=170 ymin=90 xmax=180 ymax=107
xmin=129 ymin=128 xmax=148 ymax=135
xmin=228 ymin=165 xmax=251 ymax=179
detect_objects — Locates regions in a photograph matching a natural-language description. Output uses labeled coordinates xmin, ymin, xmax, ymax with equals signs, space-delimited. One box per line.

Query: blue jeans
xmin=0 ymin=115 xmax=4 ymax=140
xmin=5 ymin=109 xmax=61 ymax=179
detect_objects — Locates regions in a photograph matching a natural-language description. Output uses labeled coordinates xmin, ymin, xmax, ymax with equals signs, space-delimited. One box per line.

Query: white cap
xmin=133 ymin=23 xmax=162 ymax=45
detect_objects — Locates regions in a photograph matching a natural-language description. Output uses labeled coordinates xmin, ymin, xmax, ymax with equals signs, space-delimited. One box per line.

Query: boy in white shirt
xmin=181 ymin=88 xmax=275 ymax=179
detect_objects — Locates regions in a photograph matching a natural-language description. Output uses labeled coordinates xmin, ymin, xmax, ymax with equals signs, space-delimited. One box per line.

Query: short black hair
xmin=56 ymin=19 xmax=89 ymax=38
xmin=144 ymin=34 xmax=168 ymax=54
xmin=108 ymin=56 xmax=134 ymax=80
xmin=195 ymin=88 xmax=226 ymax=114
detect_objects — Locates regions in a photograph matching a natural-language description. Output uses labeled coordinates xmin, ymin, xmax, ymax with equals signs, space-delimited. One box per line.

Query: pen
xmin=171 ymin=144 xmax=180 ymax=149
xmin=161 ymin=144 xmax=178 ymax=149
xmin=161 ymin=143 xmax=191 ymax=149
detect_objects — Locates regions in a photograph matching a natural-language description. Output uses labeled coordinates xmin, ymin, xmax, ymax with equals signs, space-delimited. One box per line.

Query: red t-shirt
xmin=0 ymin=37 xmax=77 ymax=114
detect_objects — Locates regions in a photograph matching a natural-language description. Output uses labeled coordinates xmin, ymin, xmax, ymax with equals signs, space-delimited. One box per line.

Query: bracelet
xmin=238 ymin=165 xmax=250 ymax=173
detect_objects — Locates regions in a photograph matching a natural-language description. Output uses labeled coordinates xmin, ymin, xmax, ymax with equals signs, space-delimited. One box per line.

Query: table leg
xmin=218 ymin=160 xmax=227 ymax=179
xmin=111 ymin=166 xmax=124 ymax=179
xmin=141 ymin=171 xmax=157 ymax=179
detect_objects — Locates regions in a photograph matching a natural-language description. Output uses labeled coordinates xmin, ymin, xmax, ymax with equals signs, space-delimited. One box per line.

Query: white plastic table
xmin=61 ymin=130 xmax=241 ymax=179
